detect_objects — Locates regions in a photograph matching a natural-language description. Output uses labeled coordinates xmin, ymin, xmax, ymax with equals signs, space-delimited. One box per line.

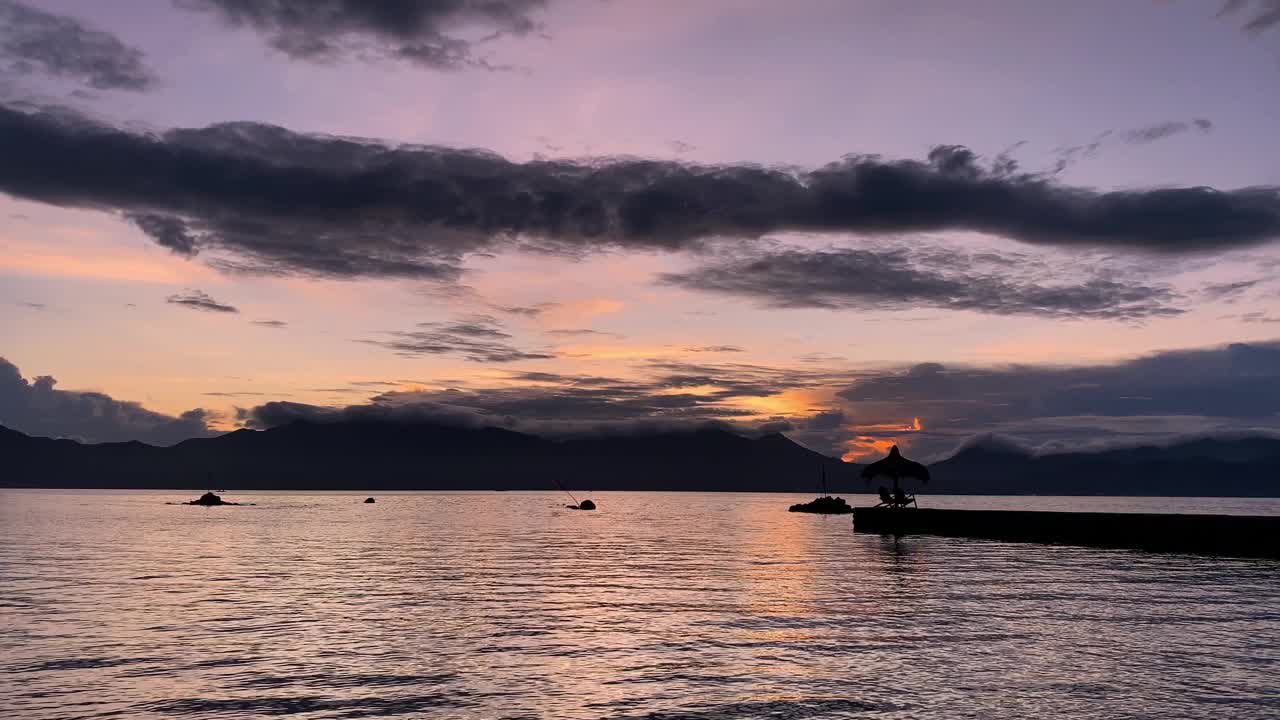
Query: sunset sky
xmin=3 ymin=0 xmax=1280 ymax=460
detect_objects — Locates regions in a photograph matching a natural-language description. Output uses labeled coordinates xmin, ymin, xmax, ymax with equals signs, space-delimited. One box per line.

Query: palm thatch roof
xmin=860 ymin=445 xmax=930 ymax=484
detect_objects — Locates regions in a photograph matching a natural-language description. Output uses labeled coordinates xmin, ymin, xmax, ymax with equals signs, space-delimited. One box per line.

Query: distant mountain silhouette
xmin=929 ymin=436 xmax=1280 ymax=496
xmin=0 ymin=421 xmax=856 ymax=492
xmin=3 ymin=422 xmax=1277 ymax=495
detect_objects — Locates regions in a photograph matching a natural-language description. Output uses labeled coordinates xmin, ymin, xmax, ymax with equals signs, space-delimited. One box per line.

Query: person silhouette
xmin=893 ymin=486 xmax=915 ymax=508
xmin=876 ymin=486 xmax=894 ymax=507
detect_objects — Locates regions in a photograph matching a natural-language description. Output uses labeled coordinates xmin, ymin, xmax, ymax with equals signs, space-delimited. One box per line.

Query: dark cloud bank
xmin=662 ymin=246 xmax=1182 ymax=319
xmin=0 ymin=0 xmax=156 ymax=91
xmin=176 ymin=0 xmax=547 ymax=71
xmin=837 ymin=340 xmax=1280 ymax=459
xmin=0 ymin=357 xmax=212 ymax=445
xmin=5 ymin=341 xmax=1280 ymax=456
xmin=2 ymin=105 xmax=1279 ymax=292
xmin=231 ymin=340 xmax=1280 ymax=459
xmin=238 ymin=359 xmax=851 ymax=439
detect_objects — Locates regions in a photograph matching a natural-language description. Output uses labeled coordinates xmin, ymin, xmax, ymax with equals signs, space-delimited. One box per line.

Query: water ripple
xmin=1 ymin=490 xmax=1277 ymax=720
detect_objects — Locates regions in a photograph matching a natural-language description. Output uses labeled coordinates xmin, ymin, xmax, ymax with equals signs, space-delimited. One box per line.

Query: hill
xmin=4 ymin=423 xmax=1278 ymax=495
xmin=0 ymin=421 xmax=855 ymax=492
xmin=929 ymin=436 xmax=1280 ymax=496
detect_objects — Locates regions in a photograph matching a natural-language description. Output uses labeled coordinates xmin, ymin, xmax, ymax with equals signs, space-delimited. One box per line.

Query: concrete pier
xmin=852 ymin=507 xmax=1280 ymax=559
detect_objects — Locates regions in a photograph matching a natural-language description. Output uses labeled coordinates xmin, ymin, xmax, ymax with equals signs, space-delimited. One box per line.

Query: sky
xmin=2 ymin=0 xmax=1280 ymax=461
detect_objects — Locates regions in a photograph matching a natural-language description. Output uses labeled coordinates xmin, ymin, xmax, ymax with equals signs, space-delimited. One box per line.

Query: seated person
xmin=876 ymin=486 xmax=894 ymax=507
xmin=893 ymin=487 xmax=916 ymax=508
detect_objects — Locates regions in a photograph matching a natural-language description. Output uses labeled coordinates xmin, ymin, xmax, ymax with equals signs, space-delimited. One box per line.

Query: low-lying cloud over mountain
xmin=835 ymin=340 xmax=1280 ymax=459
xmin=236 ymin=358 xmax=855 ymax=440
xmin=0 ymin=356 xmax=213 ymax=445
xmin=5 ymin=339 xmax=1280 ymax=460
xmin=231 ymin=341 xmax=1280 ymax=459
xmin=2 ymin=105 xmax=1278 ymax=290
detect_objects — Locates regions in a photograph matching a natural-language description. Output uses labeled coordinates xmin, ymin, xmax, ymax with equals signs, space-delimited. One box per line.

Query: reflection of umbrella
xmin=860 ymin=445 xmax=930 ymax=491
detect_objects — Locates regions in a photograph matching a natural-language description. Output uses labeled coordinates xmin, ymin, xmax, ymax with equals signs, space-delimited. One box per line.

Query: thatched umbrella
xmin=860 ymin=445 xmax=930 ymax=492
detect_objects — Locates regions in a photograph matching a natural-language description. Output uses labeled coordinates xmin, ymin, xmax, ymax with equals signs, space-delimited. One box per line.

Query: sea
xmin=2 ymin=490 xmax=1278 ymax=719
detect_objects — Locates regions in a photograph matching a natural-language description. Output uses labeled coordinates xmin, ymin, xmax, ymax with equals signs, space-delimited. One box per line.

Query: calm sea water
xmin=2 ymin=490 xmax=1278 ymax=719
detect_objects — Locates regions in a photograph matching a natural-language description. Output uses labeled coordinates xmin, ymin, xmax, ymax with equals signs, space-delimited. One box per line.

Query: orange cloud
xmin=842 ymin=437 xmax=899 ymax=462
xmin=852 ymin=416 xmax=923 ymax=433
xmin=0 ymin=245 xmax=220 ymax=285
xmin=737 ymin=390 xmax=816 ymax=418
xmin=541 ymin=297 xmax=625 ymax=323
xmin=840 ymin=417 xmax=923 ymax=461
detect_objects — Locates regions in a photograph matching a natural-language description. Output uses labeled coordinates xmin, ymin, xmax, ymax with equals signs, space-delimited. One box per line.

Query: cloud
xmin=1219 ymin=0 xmax=1280 ymax=34
xmin=17 ymin=301 xmax=45 ymax=310
xmin=1049 ymin=119 xmax=1211 ymax=174
xmin=176 ymin=0 xmax=547 ymax=71
xmin=833 ymin=340 xmax=1280 ymax=459
xmin=1 ymin=106 xmax=1279 ymax=287
xmin=0 ymin=356 xmax=214 ymax=444
xmin=1202 ymin=278 xmax=1260 ymax=302
xmin=165 ymin=289 xmax=239 ymax=313
xmin=240 ymin=387 xmax=762 ymax=439
xmin=805 ymin=409 xmax=846 ymax=430
xmin=238 ymin=358 xmax=856 ymax=443
xmin=662 ymin=245 xmax=1183 ymax=319
xmin=127 ymin=212 xmax=199 ymax=255
xmin=546 ymin=328 xmax=622 ymax=338
xmin=238 ymin=397 xmax=496 ymax=431
xmin=361 ymin=314 xmax=555 ymax=363
xmin=1226 ymin=310 xmax=1280 ymax=323
xmin=1124 ymin=119 xmax=1213 ymax=145
xmin=492 ymin=302 xmax=557 ymax=317
xmin=250 ymin=319 xmax=288 ymax=328
xmin=1051 ymin=132 xmax=1110 ymax=174
xmin=684 ymin=345 xmax=745 ymax=353
xmin=0 ymin=0 xmax=157 ymax=91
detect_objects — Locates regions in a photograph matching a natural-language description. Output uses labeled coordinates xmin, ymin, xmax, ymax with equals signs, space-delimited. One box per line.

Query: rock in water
xmin=788 ymin=496 xmax=853 ymax=514
xmin=364 ymin=497 xmax=376 ymax=504
xmin=187 ymin=491 xmax=229 ymax=506
xmin=577 ymin=499 xmax=596 ymax=510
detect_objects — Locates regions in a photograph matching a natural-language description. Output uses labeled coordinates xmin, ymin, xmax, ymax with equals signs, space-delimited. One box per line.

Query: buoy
xmin=577 ymin=499 xmax=596 ymax=510
xmin=364 ymin=497 xmax=376 ymax=504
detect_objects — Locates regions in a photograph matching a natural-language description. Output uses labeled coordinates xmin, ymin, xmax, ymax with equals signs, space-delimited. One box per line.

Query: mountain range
xmin=2 ymin=422 xmax=1277 ymax=496
xmin=0 ymin=421 xmax=852 ymax=492
xmin=930 ymin=436 xmax=1280 ymax=496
